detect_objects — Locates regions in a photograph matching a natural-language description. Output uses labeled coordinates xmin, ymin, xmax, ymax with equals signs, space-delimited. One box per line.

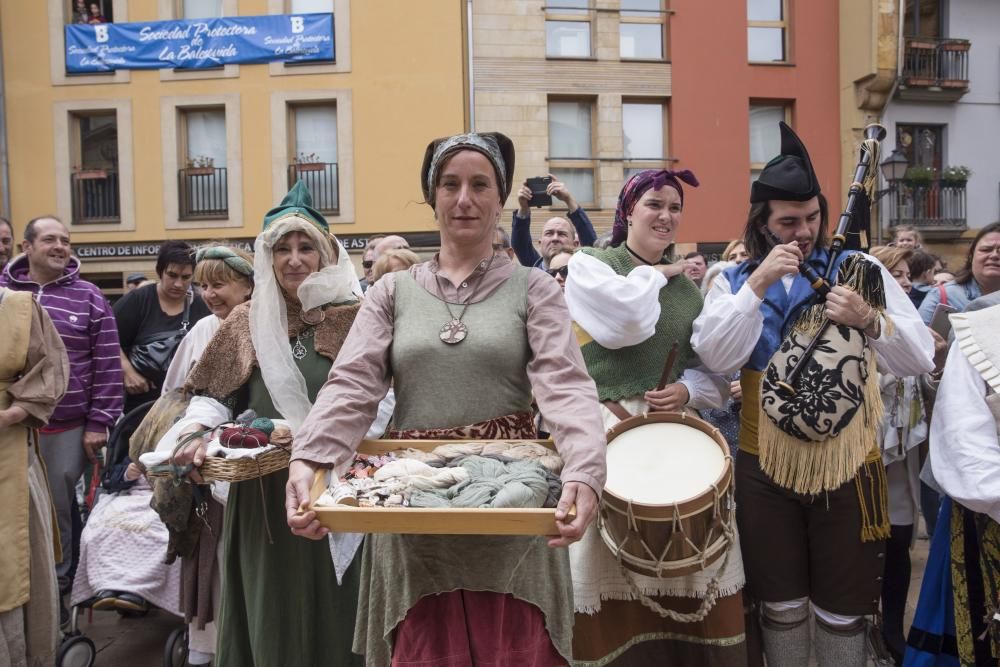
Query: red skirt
xmin=389 ymin=411 xmax=564 ymax=665
xmin=391 ymin=590 xmax=567 ymax=666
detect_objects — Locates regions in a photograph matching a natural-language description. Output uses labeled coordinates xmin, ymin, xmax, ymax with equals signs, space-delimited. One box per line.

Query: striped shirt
xmin=1 ymin=254 xmax=124 ymax=432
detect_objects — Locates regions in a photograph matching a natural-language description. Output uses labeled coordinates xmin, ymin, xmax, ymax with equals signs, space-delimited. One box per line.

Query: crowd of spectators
xmin=0 ymin=163 xmax=997 ymax=664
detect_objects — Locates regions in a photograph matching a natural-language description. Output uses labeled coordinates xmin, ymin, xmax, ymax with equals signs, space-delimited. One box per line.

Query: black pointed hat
xmin=750 ymin=122 xmax=821 ymax=203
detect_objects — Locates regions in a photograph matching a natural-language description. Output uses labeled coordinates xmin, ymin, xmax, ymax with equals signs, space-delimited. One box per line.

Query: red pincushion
xmin=219 ymin=426 xmax=270 ymax=449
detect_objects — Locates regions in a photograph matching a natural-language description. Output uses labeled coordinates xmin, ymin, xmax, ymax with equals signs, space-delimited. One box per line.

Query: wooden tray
xmin=308 ymin=438 xmax=569 ymax=536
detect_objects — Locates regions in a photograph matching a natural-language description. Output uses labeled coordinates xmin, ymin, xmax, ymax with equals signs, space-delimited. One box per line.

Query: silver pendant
xmin=292 ymin=337 xmax=307 ymax=360
xmin=439 ymin=319 xmax=468 ymax=344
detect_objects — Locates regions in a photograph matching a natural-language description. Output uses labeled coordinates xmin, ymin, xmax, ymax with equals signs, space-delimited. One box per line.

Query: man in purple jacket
xmin=0 ymin=215 xmax=123 ymax=593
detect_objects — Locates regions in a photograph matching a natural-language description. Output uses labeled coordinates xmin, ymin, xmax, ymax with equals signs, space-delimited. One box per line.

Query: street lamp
xmin=874 ymin=148 xmax=909 ymax=244
xmin=880 ymin=148 xmax=909 ymax=185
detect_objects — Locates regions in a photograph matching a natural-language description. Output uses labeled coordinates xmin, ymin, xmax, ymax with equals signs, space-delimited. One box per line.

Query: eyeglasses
xmin=546 ymin=265 xmax=569 ymax=279
xmin=362 ymin=260 xmax=374 ymax=269
xmin=492 ymin=243 xmax=510 ymax=251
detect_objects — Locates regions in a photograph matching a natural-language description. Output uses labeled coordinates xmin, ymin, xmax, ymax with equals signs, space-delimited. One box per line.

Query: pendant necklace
xmin=292 ymin=308 xmax=325 ymax=360
xmin=292 ymin=327 xmax=315 ymax=360
xmin=438 ymin=254 xmax=496 ymax=345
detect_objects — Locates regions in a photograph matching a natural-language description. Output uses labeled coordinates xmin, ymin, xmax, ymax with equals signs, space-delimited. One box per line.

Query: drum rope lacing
xmin=599 ymin=484 xmax=737 ymax=624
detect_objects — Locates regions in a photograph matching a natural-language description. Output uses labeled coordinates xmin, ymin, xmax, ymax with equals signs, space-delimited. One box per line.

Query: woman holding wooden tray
xmin=562 ymin=169 xmax=747 ymax=666
xmin=168 ymin=181 xmax=364 ymax=666
xmin=287 ymin=131 xmax=608 ymax=665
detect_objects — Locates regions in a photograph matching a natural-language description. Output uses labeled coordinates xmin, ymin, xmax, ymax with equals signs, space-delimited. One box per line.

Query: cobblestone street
xmin=64 ymin=534 xmax=931 ymax=666
xmin=64 ymin=606 xmax=183 ymax=666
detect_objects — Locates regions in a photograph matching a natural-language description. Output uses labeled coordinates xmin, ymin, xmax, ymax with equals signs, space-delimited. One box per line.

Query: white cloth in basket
xmin=140 ymin=418 xmax=293 ymax=468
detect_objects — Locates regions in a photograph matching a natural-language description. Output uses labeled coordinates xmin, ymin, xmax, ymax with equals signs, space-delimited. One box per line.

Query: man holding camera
xmin=512 ymin=175 xmax=597 ymax=269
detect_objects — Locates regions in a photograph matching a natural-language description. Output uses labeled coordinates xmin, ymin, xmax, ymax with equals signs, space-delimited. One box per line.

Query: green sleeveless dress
xmin=215 ymin=334 xmax=363 ymax=666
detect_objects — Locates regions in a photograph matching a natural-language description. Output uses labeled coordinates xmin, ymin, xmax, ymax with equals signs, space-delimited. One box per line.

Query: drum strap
xmin=602 ymin=401 xmax=632 ymax=423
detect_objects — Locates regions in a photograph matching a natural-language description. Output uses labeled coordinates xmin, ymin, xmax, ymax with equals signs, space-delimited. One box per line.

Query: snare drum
xmin=599 ymin=411 xmax=734 ymax=578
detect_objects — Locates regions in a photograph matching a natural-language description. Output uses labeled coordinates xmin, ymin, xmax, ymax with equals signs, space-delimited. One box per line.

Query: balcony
xmin=286 ymin=162 xmax=339 ymax=215
xmin=178 ymin=167 xmax=228 ymax=220
xmin=887 ymin=180 xmax=967 ymax=237
xmin=71 ymin=168 xmax=120 ymax=225
xmin=898 ymin=37 xmax=970 ymax=102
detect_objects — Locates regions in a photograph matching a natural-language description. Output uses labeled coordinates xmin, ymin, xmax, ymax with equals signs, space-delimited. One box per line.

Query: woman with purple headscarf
xmin=563 ymin=169 xmax=747 ymax=666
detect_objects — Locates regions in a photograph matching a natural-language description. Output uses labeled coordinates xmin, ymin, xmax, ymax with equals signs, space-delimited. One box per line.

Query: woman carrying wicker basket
xmin=286 ymin=132 xmax=607 ymax=665
xmin=167 ymin=181 xmax=364 ymax=666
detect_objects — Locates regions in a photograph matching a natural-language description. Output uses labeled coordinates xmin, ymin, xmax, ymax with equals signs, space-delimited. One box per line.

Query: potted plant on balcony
xmin=903 ymin=165 xmax=935 ymax=187
xmin=293 ymin=152 xmax=325 ymax=172
xmin=184 ymin=155 xmax=216 ymax=176
xmin=940 ymin=39 xmax=971 ymax=52
xmin=940 ymin=165 xmax=971 ymax=186
xmin=906 ymin=35 xmax=938 ymax=50
xmin=73 ymin=165 xmax=108 ymax=180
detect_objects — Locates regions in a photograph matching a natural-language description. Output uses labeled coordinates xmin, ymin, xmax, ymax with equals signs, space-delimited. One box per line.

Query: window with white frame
xmin=180 ymin=0 xmax=222 ymax=18
xmin=549 ymin=99 xmax=595 ymax=205
xmin=623 ymin=101 xmax=667 ymax=180
xmin=179 ymin=108 xmax=228 ymax=219
xmin=546 ymin=0 xmax=591 ymax=59
xmin=54 ymin=99 xmax=135 ymax=230
xmin=748 ymin=0 xmax=787 ymax=62
xmin=749 ymin=103 xmax=789 ymax=184
xmin=620 ymin=0 xmax=665 ymax=60
xmin=288 ymin=103 xmax=339 ymax=214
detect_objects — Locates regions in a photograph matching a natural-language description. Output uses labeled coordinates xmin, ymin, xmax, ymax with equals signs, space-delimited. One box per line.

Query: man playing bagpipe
xmin=692 ymin=122 xmax=934 ymax=666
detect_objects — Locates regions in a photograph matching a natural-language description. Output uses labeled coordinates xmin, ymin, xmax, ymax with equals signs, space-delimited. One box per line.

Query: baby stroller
xmin=57 ymin=400 xmax=190 ymax=667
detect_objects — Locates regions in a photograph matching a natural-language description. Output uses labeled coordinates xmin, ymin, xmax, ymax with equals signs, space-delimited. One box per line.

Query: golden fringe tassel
xmin=855 ymin=459 xmax=891 ymax=542
xmin=758 ymin=352 xmax=884 ymax=496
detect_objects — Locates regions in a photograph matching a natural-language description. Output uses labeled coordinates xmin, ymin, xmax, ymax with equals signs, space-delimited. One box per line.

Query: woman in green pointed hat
xmin=166 ymin=181 xmax=364 ymax=666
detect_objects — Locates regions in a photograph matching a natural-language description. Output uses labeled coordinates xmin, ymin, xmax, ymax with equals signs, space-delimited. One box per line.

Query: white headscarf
xmin=249 ymin=215 xmax=361 ymax=430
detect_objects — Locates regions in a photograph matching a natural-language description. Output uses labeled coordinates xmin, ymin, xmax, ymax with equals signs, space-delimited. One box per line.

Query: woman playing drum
xmin=286 ymin=132 xmax=607 ymax=665
xmin=564 ymin=169 xmax=746 ymax=666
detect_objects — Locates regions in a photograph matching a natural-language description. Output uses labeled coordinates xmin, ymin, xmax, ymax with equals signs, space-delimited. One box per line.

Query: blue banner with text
xmin=65 ymin=13 xmax=334 ymax=73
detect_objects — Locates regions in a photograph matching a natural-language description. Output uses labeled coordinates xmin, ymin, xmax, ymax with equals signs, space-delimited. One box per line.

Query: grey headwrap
xmin=420 ymin=132 xmax=515 ymax=206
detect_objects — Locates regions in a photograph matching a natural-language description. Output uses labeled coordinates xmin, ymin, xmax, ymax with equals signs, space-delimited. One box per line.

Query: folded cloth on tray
xmin=408 ymin=456 xmax=555 ymax=509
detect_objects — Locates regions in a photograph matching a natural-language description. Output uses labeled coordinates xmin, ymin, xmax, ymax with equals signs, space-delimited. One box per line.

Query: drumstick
xmin=656 ymin=342 xmax=680 ymax=391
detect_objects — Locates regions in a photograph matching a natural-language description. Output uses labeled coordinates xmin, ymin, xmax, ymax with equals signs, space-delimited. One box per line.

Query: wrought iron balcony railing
xmin=71 ymin=168 xmax=120 ymax=224
xmin=901 ymin=37 xmax=970 ymax=92
xmin=286 ymin=162 xmax=339 ymax=215
xmin=179 ymin=166 xmax=228 ymax=220
xmin=887 ymin=179 xmax=967 ymax=233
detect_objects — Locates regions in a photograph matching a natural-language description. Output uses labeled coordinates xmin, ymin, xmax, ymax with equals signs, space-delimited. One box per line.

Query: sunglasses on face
xmin=362 ymin=260 xmax=374 ymax=269
xmin=546 ymin=265 xmax=569 ymax=279
xmin=492 ymin=243 xmax=510 ymax=251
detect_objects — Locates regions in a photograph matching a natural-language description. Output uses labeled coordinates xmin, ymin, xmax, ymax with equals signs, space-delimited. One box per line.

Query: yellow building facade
xmin=838 ymin=0 xmax=900 ymax=246
xmin=0 ymin=0 xmax=467 ymax=292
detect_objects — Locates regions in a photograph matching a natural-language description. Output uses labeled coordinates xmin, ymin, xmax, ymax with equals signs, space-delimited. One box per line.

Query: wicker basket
xmin=146 ymin=447 xmax=291 ymax=483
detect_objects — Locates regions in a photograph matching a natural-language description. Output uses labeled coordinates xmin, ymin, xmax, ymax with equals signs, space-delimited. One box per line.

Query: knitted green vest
xmin=579 ymin=244 xmax=703 ymax=402
xmin=390 ymin=268 xmax=533 ymax=429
